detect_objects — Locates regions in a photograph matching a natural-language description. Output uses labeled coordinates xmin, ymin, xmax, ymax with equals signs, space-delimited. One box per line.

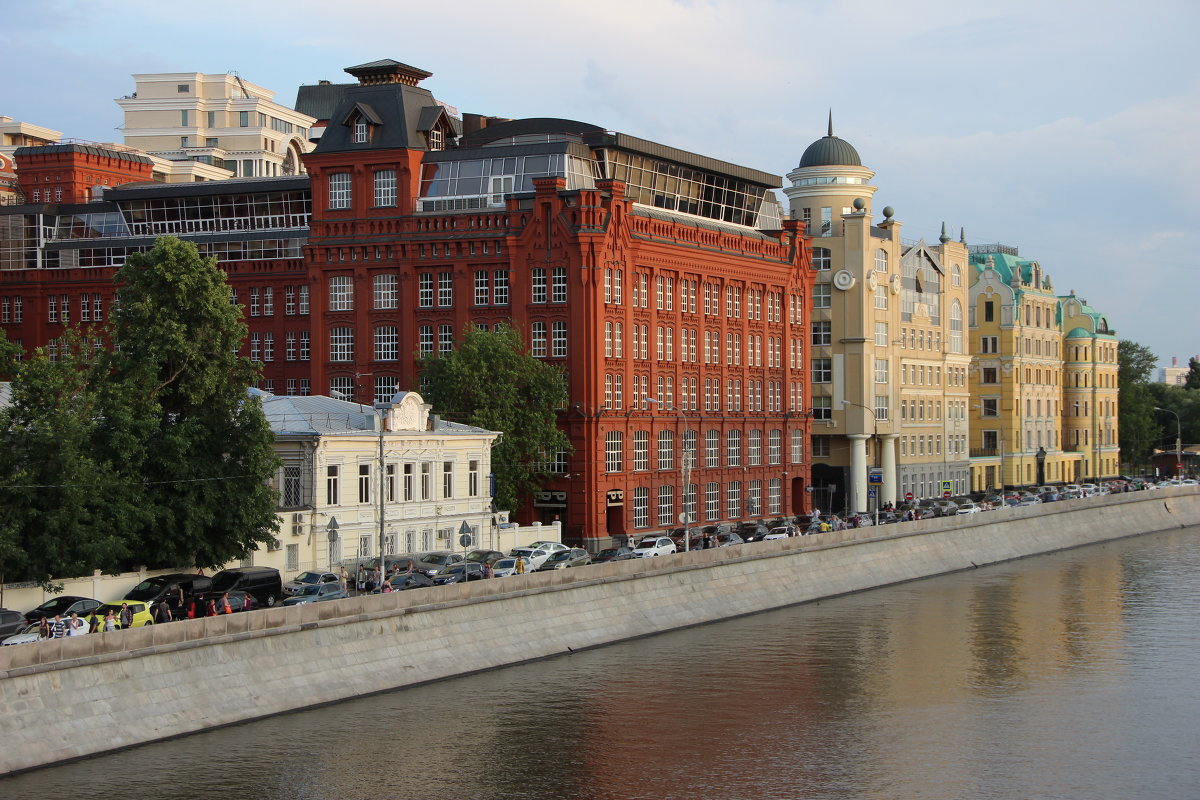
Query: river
xmin=3 ymin=526 xmax=1199 ymax=800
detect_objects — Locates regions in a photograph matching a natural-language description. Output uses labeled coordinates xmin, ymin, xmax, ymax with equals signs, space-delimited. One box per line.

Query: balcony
xmin=970 ymin=448 xmax=1001 ymax=458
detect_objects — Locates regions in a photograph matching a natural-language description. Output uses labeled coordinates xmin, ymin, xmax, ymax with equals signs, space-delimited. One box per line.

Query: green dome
xmin=1065 ymin=327 xmax=1092 ymax=338
xmin=799 ymin=134 xmax=862 ymax=168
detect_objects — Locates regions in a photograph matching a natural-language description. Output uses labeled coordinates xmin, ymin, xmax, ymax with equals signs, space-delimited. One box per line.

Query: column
xmin=880 ymin=434 xmax=899 ymax=507
xmin=848 ymin=434 xmax=869 ymax=514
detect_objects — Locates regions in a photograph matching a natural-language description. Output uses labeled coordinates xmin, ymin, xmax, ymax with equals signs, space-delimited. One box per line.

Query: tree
xmin=420 ymin=325 xmax=571 ymax=515
xmin=103 ymin=237 xmax=280 ymax=569
xmin=1117 ymin=339 xmax=1161 ymax=470
xmin=1185 ymin=357 xmax=1200 ymax=390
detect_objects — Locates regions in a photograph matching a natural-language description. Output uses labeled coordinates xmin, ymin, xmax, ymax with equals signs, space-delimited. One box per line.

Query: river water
xmin=4 ymin=526 xmax=1199 ymax=800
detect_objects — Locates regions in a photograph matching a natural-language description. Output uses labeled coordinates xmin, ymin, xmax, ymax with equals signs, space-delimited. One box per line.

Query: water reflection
xmin=3 ymin=527 xmax=1199 ymax=800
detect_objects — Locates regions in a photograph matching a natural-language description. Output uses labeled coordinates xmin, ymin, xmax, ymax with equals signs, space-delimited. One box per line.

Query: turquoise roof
xmin=1065 ymin=327 xmax=1092 ymax=338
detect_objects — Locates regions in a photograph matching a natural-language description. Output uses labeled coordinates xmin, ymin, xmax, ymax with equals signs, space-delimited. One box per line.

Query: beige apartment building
xmin=783 ymin=121 xmax=971 ymax=514
xmin=117 ymin=72 xmax=316 ymax=181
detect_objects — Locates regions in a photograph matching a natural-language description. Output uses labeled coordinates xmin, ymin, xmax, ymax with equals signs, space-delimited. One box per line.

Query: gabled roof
xmin=339 ymin=101 xmax=383 ymax=126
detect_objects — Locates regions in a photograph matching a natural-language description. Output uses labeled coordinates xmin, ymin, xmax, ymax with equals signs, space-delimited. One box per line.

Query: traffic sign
xmin=941 ymin=480 xmax=953 ymax=494
xmin=868 ymin=488 xmax=877 ymax=498
xmin=458 ymin=520 xmax=474 ymax=548
xmin=905 ymin=492 xmax=914 ymax=502
xmin=943 ymin=490 xmax=952 ymax=499
xmin=868 ymin=468 xmax=883 ymax=485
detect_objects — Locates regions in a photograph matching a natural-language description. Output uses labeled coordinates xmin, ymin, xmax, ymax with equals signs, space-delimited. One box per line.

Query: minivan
xmin=209 ymin=567 xmax=283 ymax=608
xmin=124 ymin=573 xmax=212 ymax=612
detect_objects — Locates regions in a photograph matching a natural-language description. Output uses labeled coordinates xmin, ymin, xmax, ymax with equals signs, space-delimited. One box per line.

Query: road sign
xmin=868 ymin=468 xmax=883 ymax=485
xmin=458 ymin=520 xmax=474 ymax=548
xmin=905 ymin=492 xmax=914 ymax=502
xmin=868 ymin=488 xmax=877 ymax=498
xmin=943 ymin=490 xmax=952 ymax=499
xmin=941 ymin=480 xmax=953 ymax=494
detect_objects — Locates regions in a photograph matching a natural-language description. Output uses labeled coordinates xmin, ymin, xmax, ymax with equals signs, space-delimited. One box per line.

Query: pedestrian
xmin=103 ymin=610 xmax=119 ymax=631
xmin=515 ymin=556 xmax=525 ymax=575
xmin=381 ymin=579 xmax=393 ymax=593
xmin=37 ymin=615 xmax=50 ymax=640
xmin=221 ymin=593 xmax=233 ymax=615
xmin=482 ymin=562 xmax=492 ymax=579
xmin=67 ymin=612 xmax=86 ymax=636
xmin=154 ymin=600 xmax=173 ymax=624
xmin=339 ymin=564 xmax=349 ymax=591
xmin=206 ymin=598 xmax=218 ymax=617
xmin=356 ymin=564 xmax=366 ymax=593
xmin=119 ymin=602 xmax=134 ymax=630
xmin=49 ymin=613 xmax=68 ymax=638
xmin=405 ymin=559 xmax=414 ymax=574
xmin=88 ymin=613 xmax=102 ymax=633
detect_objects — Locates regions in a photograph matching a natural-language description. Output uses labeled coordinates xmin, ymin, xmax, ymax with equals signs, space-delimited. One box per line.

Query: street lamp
xmin=646 ymin=397 xmax=692 ymax=551
xmin=1154 ymin=407 xmax=1182 ymax=477
xmin=842 ymin=399 xmax=879 ymax=525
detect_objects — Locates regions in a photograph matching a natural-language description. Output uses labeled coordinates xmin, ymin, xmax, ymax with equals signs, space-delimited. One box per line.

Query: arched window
xmin=949 ymin=300 xmax=963 ymax=354
xmin=952 ymin=264 xmax=962 ymax=287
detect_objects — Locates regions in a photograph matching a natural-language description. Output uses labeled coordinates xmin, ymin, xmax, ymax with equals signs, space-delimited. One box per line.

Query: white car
xmin=510 ymin=542 xmax=567 ymax=570
xmin=763 ymin=527 xmax=793 ymax=540
xmin=632 ymin=536 xmax=677 ymax=558
xmin=955 ymin=502 xmax=982 ymax=515
xmin=491 ymin=557 xmax=523 ymax=577
xmin=2 ymin=623 xmax=43 ymax=646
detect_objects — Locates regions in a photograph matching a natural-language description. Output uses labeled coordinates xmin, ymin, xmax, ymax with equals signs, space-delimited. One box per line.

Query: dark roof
xmin=104 ymin=175 xmax=309 ymax=201
xmin=422 ymin=139 xmax=593 ymax=164
xmin=295 ymin=82 xmax=356 ymax=122
xmin=345 ymin=59 xmax=432 ymax=81
xmin=311 ymin=83 xmax=446 ymax=153
xmin=798 ymin=134 xmax=862 ymax=168
xmin=457 ymin=117 xmax=607 ymax=149
xmin=13 ymin=143 xmax=153 ymax=166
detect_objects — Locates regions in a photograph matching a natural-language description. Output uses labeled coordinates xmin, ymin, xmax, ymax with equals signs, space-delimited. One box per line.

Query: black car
xmin=193 ymin=590 xmax=255 ymax=615
xmin=124 ymin=573 xmax=212 ymax=612
xmin=464 ymin=549 xmax=507 ymax=567
xmin=432 ymin=562 xmax=487 ymax=585
xmin=713 ymin=531 xmax=745 ymax=547
xmin=23 ymin=595 xmax=102 ymax=625
xmin=0 ymin=608 xmax=25 ymax=638
xmin=592 ymin=546 xmax=635 ymax=563
xmin=386 ymin=573 xmax=435 ymax=591
xmin=738 ymin=523 xmax=771 ymax=542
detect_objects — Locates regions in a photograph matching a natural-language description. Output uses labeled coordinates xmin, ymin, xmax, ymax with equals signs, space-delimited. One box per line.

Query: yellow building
xmin=116 ymin=72 xmax=315 ymax=181
xmin=967 ymin=247 xmax=1119 ymax=490
xmin=1060 ymin=293 xmax=1120 ymax=481
xmin=783 ymin=121 xmax=971 ymax=512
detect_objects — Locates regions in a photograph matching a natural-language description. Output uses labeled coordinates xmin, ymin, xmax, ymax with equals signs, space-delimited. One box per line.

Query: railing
xmin=970 ymin=448 xmax=1000 ymax=458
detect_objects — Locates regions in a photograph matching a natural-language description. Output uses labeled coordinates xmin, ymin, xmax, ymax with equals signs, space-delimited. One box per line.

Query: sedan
xmin=534 ymin=548 xmax=591 ymax=571
xmin=955 ymin=502 xmax=982 ymax=515
xmin=491 ymin=557 xmax=525 ymax=577
xmin=195 ymin=590 xmax=255 ymax=614
xmin=413 ymin=552 xmax=465 ymax=577
xmin=432 ymin=562 xmax=487 ymax=585
xmin=281 ymin=583 xmax=348 ymax=605
xmin=633 ymin=536 xmax=677 ymax=558
xmin=713 ymin=531 xmax=747 ymax=547
xmin=2 ymin=623 xmax=45 ymax=646
xmin=592 ymin=546 xmax=635 ymax=563
xmin=283 ymin=571 xmax=342 ymax=597
xmin=464 ymin=549 xmax=507 ymax=567
xmin=386 ymin=573 xmax=435 ymax=591
xmin=763 ymin=527 xmax=793 ymax=540
xmin=24 ymin=596 xmax=101 ymax=625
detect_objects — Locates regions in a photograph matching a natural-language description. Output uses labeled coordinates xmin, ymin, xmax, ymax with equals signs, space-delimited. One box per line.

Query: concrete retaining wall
xmin=2 ymin=488 xmax=1198 ymax=775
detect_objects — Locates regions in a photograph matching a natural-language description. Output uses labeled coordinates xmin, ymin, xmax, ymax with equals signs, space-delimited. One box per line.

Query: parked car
xmin=413 ymin=551 xmax=465 ymax=577
xmin=124 ymin=573 xmax=212 ymax=613
xmin=386 ymin=573 xmax=435 ymax=591
xmin=281 ymin=582 xmax=348 ymax=605
xmin=712 ymin=531 xmax=746 ymax=547
xmin=763 ymin=527 xmax=793 ymax=540
xmin=84 ymin=601 xmax=154 ymax=630
xmin=491 ymin=557 xmax=524 ymax=577
xmin=432 ymin=562 xmax=487 ymax=584
xmin=931 ymin=500 xmax=959 ymax=517
xmin=592 ymin=546 xmax=635 ymax=563
xmin=283 ymin=571 xmax=343 ymax=597
xmin=876 ymin=511 xmax=902 ymax=524
xmin=2 ymin=623 xmax=44 ymax=646
xmin=955 ymin=502 xmax=982 ymax=515
xmin=535 ymin=548 xmax=592 ymax=571
xmin=23 ymin=596 xmax=101 ymax=625
xmin=738 ymin=522 xmax=772 ymax=542
xmin=195 ymin=590 xmax=255 ymax=614
xmin=509 ymin=543 xmax=565 ymax=570
xmin=464 ymin=549 xmax=507 ymax=567
xmin=209 ymin=567 xmax=283 ymax=608
xmin=0 ymin=608 xmax=25 ymax=639
xmin=632 ymin=536 xmax=677 ymax=558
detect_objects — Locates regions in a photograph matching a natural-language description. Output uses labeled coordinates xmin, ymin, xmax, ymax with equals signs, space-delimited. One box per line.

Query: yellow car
xmin=84 ymin=601 xmax=154 ymax=631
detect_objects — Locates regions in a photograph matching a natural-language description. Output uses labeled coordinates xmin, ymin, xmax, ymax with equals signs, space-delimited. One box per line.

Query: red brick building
xmin=0 ymin=60 xmax=813 ymax=548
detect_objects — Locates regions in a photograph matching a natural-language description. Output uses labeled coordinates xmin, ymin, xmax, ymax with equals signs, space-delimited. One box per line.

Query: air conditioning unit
xmin=292 ymin=524 xmax=303 ymax=537
xmin=292 ymin=512 xmax=305 ymax=523
xmin=267 ymin=536 xmax=282 ymax=552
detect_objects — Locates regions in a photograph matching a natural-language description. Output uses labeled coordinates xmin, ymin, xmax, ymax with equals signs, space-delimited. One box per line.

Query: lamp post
xmin=1154 ymin=407 xmax=1182 ymax=477
xmin=842 ymin=399 xmax=878 ymax=526
xmin=647 ymin=397 xmax=691 ymax=551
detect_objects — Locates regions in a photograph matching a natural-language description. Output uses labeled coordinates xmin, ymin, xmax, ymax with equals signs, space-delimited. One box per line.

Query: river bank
xmin=2 ymin=488 xmax=1198 ymax=776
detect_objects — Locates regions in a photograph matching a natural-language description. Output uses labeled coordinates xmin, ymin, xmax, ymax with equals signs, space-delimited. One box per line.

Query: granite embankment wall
xmin=3 ymin=489 xmax=1198 ymax=775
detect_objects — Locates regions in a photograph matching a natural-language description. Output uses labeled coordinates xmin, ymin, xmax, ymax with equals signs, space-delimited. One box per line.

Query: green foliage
xmin=1185 ymin=357 xmax=1200 ymax=390
xmin=1118 ymin=339 xmax=1157 ymax=386
xmin=1117 ymin=339 xmax=1162 ymax=468
xmin=420 ymin=325 xmax=571 ymax=515
xmin=0 ymin=237 xmax=280 ymax=586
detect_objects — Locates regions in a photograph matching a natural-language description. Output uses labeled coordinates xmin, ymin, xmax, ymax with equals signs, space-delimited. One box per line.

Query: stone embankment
xmin=2 ymin=488 xmax=1198 ymax=775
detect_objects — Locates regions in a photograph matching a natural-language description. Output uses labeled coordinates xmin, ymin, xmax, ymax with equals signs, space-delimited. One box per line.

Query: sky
xmin=3 ymin=0 xmax=1197 ymax=369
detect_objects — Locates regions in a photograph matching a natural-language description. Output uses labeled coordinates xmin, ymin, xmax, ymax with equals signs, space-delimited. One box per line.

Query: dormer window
xmin=428 ymin=127 xmax=444 ymax=151
xmin=353 ymin=120 xmax=368 ymax=143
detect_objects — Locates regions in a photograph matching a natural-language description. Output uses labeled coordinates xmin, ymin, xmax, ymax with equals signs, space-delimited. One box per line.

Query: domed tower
xmin=782 ymin=113 xmax=877 ymax=230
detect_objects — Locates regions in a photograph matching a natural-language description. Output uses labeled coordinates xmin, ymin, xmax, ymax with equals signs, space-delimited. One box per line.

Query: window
xmin=263 ymin=332 xmax=274 ymax=362
xmin=727 ymin=481 xmax=742 ymax=519
xmin=329 ymin=276 xmax=353 ymax=311
xmin=984 ymin=301 xmax=995 ymax=322
xmin=875 ymin=396 xmax=889 ymax=420
xmin=493 ymin=270 xmax=509 ymax=305
xmin=438 ymin=272 xmax=453 ymax=306
xmin=326 ymin=465 xmax=340 ymax=505
xmin=875 ymin=322 xmax=888 ymax=347
xmin=531 ymin=322 xmax=547 ymax=357
xmin=814 ymin=284 xmax=831 ymax=308
xmin=875 ymin=284 xmax=889 ymax=310
xmin=552 ymin=267 xmax=567 ymax=303
xmin=359 ymin=464 xmax=372 ymax=504
xmin=419 ymin=463 xmax=431 ymax=500
xmin=263 ymin=287 xmax=274 ymax=316
xmin=768 ymin=479 xmax=781 ymax=515
xmin=419 ymin=274 xmax=434 ymax=308
xmin=532 ymin=268 xmax=547 ymax=303
xmin=812 ymin=358 xmax=832 ymax=383
xmin=727 ymin=430 xmax=742 ymax=467
xmin=374 ymin=274 xmax=397 ymax=309
xmin=748 ymin=429 xmax=762 ymax=466
xmin=875 ymin=249 xmax=888 ymax=273
xmin=812 ymin=320 xmax=832 ymax=346
xmin=633 ymin=487 xmax=649 ymax=529
xmin=328 ymin=173 xmax=351 ymax=209
xmin=374 ymin=326 xmax=398 ymax=361
xmin=299 ymin=331 xmax=310 ymax=361
xmin=812 ymin=247 xmax=831 ymax=270
xmin=374 ymin=170 xmax=397 ymax=207
xmin=950 ymin=300 xmax=963 ymax=354
xmin=606 ymin=432 xmax=624 ymax=472
xmin=811 ymin=435 xmax=831 ymax=458
xmin=981 ymin=335 xmax=999 ymax=354
xmin=469 ymin=461 xmax=480 ymax=497
xmin=375 ymin=376 xmax=398 ymax=404
xmin=658 ymin=485 xmax=674 ymax=526
xmin=330 ymin=327 xmax=354 ymax=361
xmin=439 ymin=324 xmax=453 ymax=355
xmin=443 ymin=462 xmax=454 ymax=498
xmin=875 ymin=358 xmax=889 ymax=383
xmin=812 ymin=396 xmax=831 ymax=419
xmin=705 ymin=482 xmax=720 ymax=521
xmin=474 ymin=271 xmax=489 ymax=306
xmin=981 ymin=398 xmax=999 ymax=417
xmin=768 ymin=430 xmax=782 ymax=465
xmin=283 ymin=465 xmax=303 ymax=507
xmin=552 ymin=321 xmax=567 ymax=357
xmin=353 ymin=120 xmax=368 ymax=143
xmin=658 ymin=430 xmax=675 ymax=470
xmin=298 ymin=286 xmax=309 ymax=315
xmin=633 ymin=431 xmax=649 ymax=471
